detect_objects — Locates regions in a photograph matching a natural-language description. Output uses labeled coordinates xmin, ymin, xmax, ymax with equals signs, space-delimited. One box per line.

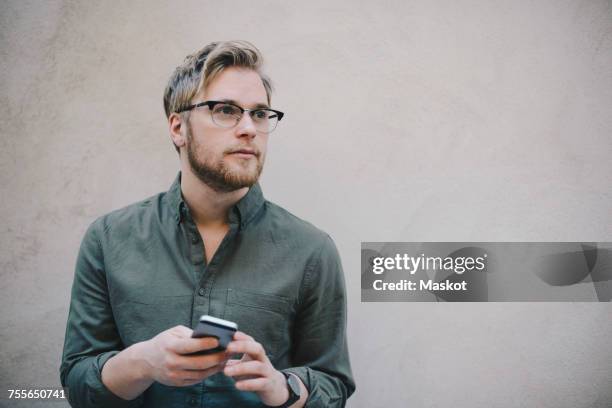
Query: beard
xmin=185 ymin=121 xmax=264 ymax=193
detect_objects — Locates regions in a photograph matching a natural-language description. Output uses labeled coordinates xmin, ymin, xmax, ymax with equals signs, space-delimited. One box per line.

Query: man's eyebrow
xmin=218 ymin=98 xmax=270 ymax=109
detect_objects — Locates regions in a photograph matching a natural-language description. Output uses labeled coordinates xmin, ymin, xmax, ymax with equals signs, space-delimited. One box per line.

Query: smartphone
xmin=189 ymin=315 xmax=238 ymax=355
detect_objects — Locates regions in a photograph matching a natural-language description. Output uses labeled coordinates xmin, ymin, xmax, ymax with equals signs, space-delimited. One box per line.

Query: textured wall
xmin=1 ymin=1 xmax=611 ymax=407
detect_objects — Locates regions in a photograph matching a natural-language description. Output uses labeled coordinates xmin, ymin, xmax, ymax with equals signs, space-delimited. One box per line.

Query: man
xmin=60 ymin=40 xmax=355 ymax=407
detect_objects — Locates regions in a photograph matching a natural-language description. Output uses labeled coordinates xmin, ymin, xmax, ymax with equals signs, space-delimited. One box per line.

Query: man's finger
xmin=180 ymin=364 xmax=224 ymax=384
xmin=233 ymin=331 xmax=254 ymax=342
xmin=235 ymin=377 xmax=269 ymax=392
xmin=177 ymin=351 xmax=229 ymax=371
xmin=224 ymin=359 xmax=241 ymax=367
xmin=171 ymin=337 xmax=220 ymax=355
xmin=226 ymin=340 xmax=267 ymax=361
xmin=223 ymin=360 xmax=267 ymax=378
xmin=169 ymin=325 xmax=193 ymax=338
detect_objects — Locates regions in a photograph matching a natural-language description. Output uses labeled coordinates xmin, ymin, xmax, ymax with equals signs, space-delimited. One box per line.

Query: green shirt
xmin=60 ymin=172 xmax=355 ymax=407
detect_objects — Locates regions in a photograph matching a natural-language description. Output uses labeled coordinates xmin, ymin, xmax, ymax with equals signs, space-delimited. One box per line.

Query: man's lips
xmin=228 ymin=149 xmax=258 ymax=157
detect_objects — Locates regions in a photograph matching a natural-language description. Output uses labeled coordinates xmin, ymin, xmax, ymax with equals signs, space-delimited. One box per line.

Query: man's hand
xmin=140 ymin=325 xmax=229 ymax=387
xmin=102 ymin=325 xmax=229 ymax=400
xmin=223 ymin=331 xmax=291 ymax=406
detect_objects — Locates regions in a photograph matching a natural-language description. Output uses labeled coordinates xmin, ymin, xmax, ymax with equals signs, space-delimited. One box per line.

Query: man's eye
xmin=217 ymin=105 xmax=239 ymax=115
xmin=253 ymin=110 xmax=268 ymax=120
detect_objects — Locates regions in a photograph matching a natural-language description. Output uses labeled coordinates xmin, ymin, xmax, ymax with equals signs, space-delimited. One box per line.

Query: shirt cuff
xmin=281 ymin=367 xmax=345 ymax=408
xmin=78 ymin=351 xmax=144 ymax=407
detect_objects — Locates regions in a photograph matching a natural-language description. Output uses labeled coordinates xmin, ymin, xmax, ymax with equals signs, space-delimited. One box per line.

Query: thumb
xmin=169 ymin=325 xmax=193 ymax=338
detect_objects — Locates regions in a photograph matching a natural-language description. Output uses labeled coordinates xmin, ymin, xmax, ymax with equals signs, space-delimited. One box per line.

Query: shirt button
xmin=198 ymin=288 xmax=205 ymax=296
xmin=188 ymin=395 xmax=198 ymax=406
xmin=191 ymin=235 xmax=199 ymax=244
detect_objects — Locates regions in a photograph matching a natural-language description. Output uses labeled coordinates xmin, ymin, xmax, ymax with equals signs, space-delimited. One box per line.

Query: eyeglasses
xmin=177 ymin=101 xmax=285 ymax=133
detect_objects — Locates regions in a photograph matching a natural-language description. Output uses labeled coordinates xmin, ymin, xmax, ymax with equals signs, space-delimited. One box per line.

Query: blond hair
xmin=163 ymin=41 xmax=273 ymax=152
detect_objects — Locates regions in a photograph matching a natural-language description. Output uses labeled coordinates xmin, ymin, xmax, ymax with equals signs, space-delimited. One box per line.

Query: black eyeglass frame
xmin=176 ymin=100 xmax=285 ymax=133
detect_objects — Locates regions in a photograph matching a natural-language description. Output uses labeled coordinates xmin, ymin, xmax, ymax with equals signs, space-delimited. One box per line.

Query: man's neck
xmin=180 ymin=166 xmax=248 ymax=228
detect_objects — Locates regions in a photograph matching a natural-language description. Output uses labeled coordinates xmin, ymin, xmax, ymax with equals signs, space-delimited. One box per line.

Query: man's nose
xmin=235 ymin=112 xmax=257 ymax=138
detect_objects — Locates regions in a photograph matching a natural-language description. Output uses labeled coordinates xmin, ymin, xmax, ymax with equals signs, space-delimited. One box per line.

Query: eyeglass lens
xmin=211 ymin=104 xmax=279 ymax=133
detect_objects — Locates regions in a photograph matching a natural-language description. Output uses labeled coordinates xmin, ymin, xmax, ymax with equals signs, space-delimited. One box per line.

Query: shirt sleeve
xmin=60 ymin=218 xmax=144 ymax=407
xmin=282 ymin=235 xmax=356 ymax=407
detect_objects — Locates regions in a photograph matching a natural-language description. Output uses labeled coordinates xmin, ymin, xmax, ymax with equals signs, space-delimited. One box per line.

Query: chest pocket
xmin=223 ymin=288 xmax=292 ymax=361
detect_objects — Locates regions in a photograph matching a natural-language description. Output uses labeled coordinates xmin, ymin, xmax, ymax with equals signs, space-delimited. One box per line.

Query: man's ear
xmin=169 ymin=112 xmax=186 ymax=148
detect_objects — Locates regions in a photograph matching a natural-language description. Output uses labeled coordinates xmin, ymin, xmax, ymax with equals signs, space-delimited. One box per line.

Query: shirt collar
xmin=166 ymin=171 xmax=265 ymax=228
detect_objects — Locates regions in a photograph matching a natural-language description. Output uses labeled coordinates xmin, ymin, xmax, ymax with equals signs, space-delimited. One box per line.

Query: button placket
xmin=188 ymin=227 xmax=204 ymax=265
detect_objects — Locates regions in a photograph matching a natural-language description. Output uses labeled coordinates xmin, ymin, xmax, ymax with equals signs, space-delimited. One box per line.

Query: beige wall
xmin=1 ymin=1 xmax=611 ymax=407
